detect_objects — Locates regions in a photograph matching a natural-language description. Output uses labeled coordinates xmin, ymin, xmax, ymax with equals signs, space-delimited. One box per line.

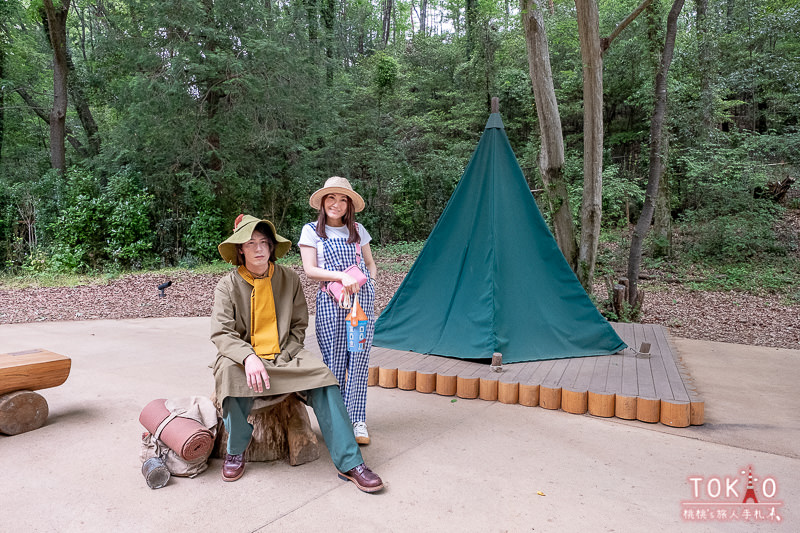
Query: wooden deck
xmin=306 ymin=322 xmax=704 ymax=428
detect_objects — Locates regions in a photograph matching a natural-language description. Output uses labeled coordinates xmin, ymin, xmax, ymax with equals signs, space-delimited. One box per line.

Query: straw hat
xmin=217 ymin=214 xmax=291 ymax=265
xmin=309 ymin=176 xmax=365 ymax=213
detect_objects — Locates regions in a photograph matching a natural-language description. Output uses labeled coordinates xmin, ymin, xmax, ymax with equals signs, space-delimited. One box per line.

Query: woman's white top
xmin=298 ymin=223 xmax=372 ymax=270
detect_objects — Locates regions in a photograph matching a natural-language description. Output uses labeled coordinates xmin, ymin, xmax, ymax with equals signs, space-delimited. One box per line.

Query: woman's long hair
xmin=315 ymin=194 xmax=360 ymax=244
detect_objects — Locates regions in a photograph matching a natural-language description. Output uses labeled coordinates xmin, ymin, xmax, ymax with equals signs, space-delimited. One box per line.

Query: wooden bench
xmin=0 ymin=349 xmax=71 ymax=435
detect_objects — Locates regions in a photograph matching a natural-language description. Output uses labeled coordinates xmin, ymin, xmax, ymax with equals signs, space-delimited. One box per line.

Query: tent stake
xmin=490 ymin=352 xmax=503 ymax=372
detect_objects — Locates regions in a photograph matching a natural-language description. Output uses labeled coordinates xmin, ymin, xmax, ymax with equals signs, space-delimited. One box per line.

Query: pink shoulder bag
xmin=324 ymin=243 xmax=368 ymax=308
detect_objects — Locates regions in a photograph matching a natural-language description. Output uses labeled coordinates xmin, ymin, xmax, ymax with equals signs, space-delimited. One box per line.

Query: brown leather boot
xmin=222 ymin=453 xmax=245 ymax=482
xmin=338 ymin=463 xmax=384 ymax=493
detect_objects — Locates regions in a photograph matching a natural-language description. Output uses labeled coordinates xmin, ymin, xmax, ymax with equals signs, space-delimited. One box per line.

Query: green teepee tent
xmin=373 ymin=112 xmax=626 ymax=363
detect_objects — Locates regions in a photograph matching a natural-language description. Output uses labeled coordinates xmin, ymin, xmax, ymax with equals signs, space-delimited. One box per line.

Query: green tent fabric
xmin=373 ymin=113 xmax=627 ymax=363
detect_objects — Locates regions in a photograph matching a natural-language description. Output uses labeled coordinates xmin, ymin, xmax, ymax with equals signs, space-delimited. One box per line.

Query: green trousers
xmin=222 ymin=385 xmax=363 ymax=474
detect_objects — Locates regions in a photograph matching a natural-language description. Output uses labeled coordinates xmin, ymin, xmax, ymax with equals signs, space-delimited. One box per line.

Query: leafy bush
xmin=47 ymin=167 xmax=155 ymax=271
xmin=677 ymin=200 xmax=785 ymax=262
xmin=185 ymin=211 xmax=225 ymax=264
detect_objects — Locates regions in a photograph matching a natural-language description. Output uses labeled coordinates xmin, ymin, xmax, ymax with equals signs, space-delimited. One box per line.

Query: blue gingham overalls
xmin=310 ymin=222 xmax=375 ymax=424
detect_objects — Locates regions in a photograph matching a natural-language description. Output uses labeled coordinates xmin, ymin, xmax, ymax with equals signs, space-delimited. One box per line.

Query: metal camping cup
xmin=142 ymin=456 xmax=170 ymax=489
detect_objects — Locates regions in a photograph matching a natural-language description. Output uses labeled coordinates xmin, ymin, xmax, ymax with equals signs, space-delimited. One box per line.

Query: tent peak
xmin=485 ymin=113 xmax=504 ymax=130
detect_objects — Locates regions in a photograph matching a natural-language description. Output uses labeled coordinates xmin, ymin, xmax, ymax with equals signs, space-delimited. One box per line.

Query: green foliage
xmin=0 ymin=0 xmax=796 ymax=295
xmin=47 ymin=167 xmax=155 ymax=272
xmin=601 ymin=163 xmax=645 ymax=226
xmin=683 ymin=260 xmax=800 ymax=295
xmin=372 ymin=52 xmax=400 ymax=99
xmin=678 ymin=205 xmax=785 ymax=263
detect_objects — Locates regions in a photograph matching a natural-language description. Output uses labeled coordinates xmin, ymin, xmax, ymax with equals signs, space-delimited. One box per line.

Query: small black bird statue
xmin=157 ymin=281 xmax=172 ymax=298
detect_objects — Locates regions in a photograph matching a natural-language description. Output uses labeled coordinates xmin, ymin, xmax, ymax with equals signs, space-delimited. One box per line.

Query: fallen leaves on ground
xmin=1 ymin=266 xmax=798 ymax=350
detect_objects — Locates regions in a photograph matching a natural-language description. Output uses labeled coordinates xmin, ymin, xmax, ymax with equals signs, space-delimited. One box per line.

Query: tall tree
xmin=41 ymin=0 xmax=70 ymax=174
xmin=627 ymin=0 xmax=685 ymax=306
xmin=0 ymin=29 xmax=5 ymax=164
xmin=695 ymin=0 xmax=713 ymax=135
xmin=573 ymin=0 xmax=651 ymax=290
xmin=67 ymin=53 xmax=100 ymax=158
xmin=521 ymin=0 xmax=577 ymax=271
xmin=574 ymin=0 xmax=603 ymax=289
xmin=382 ymin=0 xmax=393 ymax=47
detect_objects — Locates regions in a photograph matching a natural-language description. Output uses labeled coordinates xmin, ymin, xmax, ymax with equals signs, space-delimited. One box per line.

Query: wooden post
xmin=378 ymin=367 xmax=398 ymax=388
xmin=636 ymin=396 xmax=660 ymax=423
xmin=491 ymin=97 xmax=499 ymax=113
xmin=587 ymin=391 xmax=615 ymax=417
xmin=561 ymin=389 xmax=588 ymax=414
xmin=539 ymin=386 xmax=562 ymax=410
xmin=660 ymin=400 xmax=691 ymax=427
xmin=518 ymin=384 xmax=540 ymax=407
xmin=615 ymin=395 xmax=637 ymax=419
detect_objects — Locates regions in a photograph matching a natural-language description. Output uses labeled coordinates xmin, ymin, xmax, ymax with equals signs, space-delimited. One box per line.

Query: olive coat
xmin=210 ymin=265 xmax=338 ymax=403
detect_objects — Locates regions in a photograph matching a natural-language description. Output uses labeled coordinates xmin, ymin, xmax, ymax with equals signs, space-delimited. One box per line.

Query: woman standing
xmin=299 ymin=177 xmax=377 ymax=445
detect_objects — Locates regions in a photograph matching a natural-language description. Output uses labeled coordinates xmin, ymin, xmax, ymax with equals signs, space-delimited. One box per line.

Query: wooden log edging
xmin=362 ymin=323 xmax=705 ymax=428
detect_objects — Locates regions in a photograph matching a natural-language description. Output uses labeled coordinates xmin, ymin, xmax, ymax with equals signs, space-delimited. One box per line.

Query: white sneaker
xmin=353 ymin=421 xmax=370 ymax=445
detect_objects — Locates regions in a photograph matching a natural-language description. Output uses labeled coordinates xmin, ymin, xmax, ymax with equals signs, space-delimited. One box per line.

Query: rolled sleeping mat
xmin=139 ymin=398 xmax=214 ymax=461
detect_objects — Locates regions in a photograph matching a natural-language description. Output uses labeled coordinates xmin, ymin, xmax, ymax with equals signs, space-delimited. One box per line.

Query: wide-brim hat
xmin=218 ymin=214 xmax=291 ymax=265
xmin=309 ymin=176 xmax=365 ymax=213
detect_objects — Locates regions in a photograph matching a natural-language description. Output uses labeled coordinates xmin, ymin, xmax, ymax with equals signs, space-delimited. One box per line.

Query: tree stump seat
xmin=211 ymin=392 xmax=320 ymax=466
xmin=0 ymin=349 xmax=71 ymax=435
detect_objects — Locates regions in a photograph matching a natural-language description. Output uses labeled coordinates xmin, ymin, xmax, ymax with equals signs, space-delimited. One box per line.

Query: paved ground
xmin=1 ymin=317 xmax=797 ymax=532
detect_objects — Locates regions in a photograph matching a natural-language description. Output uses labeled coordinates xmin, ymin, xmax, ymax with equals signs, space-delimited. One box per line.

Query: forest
xmin=1 ymin=0 xmax=798 ymax=303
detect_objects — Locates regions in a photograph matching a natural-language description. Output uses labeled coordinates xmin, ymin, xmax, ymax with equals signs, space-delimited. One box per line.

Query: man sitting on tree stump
xmin=210 ymin=214 xmax=384 ymax=493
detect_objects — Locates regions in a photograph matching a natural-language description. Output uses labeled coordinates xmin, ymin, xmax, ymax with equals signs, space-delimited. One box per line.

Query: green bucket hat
xmin=217 ymin=214 xmax=292 ymax=265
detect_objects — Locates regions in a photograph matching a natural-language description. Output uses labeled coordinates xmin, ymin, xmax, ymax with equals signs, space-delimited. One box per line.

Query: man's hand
xmin=244 ymin=354 xmax=270 ymax=393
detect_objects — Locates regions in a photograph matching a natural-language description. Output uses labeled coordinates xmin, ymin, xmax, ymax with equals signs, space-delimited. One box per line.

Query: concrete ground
xmin=0 ymin=317 xmax=797 ymax=533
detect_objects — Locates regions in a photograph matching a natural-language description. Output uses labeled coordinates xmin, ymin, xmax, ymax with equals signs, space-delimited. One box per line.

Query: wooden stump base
xmin=539 ymin=387 xmax=561 ymax=410
xmin=519 ymin=384 xmax=540 ymax=407
xmin=378 ymin=367 xmax=398 ymax=389
xmin=478 ymin=375 xmax=499 ymax=401
xmin=636 ymin=397 xmax=661 ymax=423
xmin=213 ymin=394 xmax=320 ymax=466
xmin=497 ymin=381 xmax=519 ymax=405
xmin=0 ymin=390 xmax=49 ymax=435
xmin=690 ymin=401 xmax=705 ymax=426
xmin=397 ymin=370 xmax=416 ymax=390
xmin=436 ymin=374 xmax=457 ymax=396
xmin=561 ymin=389 xmax=588 ymax=414
xmin=587 ymin=391 xmax=615 ymax=418
xmin=615 ymin=395 xmax=637 ymax=420
xmin=416 ymin=372 xmax=437 ymax=394
xmin=456 ymin=376 xmax=480 ymax=399
xmin=660 ymin=400 xmax=691 ymax=428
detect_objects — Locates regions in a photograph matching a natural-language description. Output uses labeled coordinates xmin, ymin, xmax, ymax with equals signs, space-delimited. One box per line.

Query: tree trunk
xmin=466 ymin=0 xmax=477 ymax=59
xmin=15 ymin=88 xmax=87 ymax=156
xmin=627 ymin=0 xmax=685 ymax=306
xmin=420 ymin=0 xmax=428 ymax=35
xmin=42 ymin=0 xmax=70 ymax=175
xmin=0 ymin=42 xmax=4 ymax=164
xmin=381 ymin=0 xmax=392 ymax=47
xmin=574 ymin=0 xmax=603 ymax=291
xmin=696 ymin=0 xmax=713 ymax=135
xmin=322 ymin=0 xmax=335 ymax=82
xmin=521 ymin=0 xmax=577 ymax=271
xmin=67 ymin=53 xmax=101 ymax=158
xmin=652 ymin=139 xmax=672 ymax=254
